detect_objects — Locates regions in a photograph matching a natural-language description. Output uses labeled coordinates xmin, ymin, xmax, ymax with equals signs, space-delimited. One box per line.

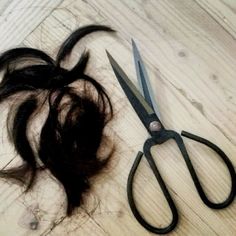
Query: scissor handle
xmin=179 ymin=131 xmax=236 ymax=208
xmin=127 ymin=137 xmax=178 ymax=234
xmin=127 ymin=130 xmax=236 ymax=234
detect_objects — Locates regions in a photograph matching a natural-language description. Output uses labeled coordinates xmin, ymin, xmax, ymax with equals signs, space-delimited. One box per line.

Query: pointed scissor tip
xmin=131 ymin=39 xmax=141 ymax=60
xmin=105 ymin=50 xmax=121 ymax=73
xmin=105 ymin=50 xmax=115 ymax=65
xmin=131 ymin=38 xmax=138 ymax=49
xmin=105 ymin=50 xmax=115 ymax=61
xmin=105 ymin=50 xmax=114 ymax=63
xmin=105 ymin=49 xmax=111 ymax=57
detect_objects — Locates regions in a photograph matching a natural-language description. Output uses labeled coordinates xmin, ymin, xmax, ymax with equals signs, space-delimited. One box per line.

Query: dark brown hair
xmin=0 ymin=25 xmax=114 ymax=215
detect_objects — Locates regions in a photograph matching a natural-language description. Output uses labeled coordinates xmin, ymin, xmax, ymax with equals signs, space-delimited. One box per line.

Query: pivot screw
xmin=149 ymin=121 xmax=161 ymax=132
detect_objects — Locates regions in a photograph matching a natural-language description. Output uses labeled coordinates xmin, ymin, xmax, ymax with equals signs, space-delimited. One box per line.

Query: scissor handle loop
xmin=127 ymin=137 xmax=178 ymax=234
xmin=127 ymin=130 xmax=236 ymax=234
xmin=178 ymin=131 xmax=236 ymax=208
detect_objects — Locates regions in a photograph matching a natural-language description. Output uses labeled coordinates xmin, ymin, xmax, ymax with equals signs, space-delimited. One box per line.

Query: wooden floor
xmin=0 ymin=0 xmax=235 ymax=235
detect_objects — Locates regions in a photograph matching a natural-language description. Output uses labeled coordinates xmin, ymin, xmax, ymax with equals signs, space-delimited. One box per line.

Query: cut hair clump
xmin=0 ymin=25 xmax=114 ymax=215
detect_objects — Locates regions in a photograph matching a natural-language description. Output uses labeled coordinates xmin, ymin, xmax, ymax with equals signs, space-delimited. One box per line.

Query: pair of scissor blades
xmin=106 ymin=40 xmax=162 ymax=135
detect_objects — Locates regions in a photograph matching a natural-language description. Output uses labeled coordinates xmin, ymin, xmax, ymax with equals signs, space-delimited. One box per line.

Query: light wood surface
xmin=0 ymin=0 xmax=235 ymax=235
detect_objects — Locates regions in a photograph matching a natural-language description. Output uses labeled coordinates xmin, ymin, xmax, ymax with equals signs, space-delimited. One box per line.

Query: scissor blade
xmin=106 ymin=51 xmax=156 ymax=130
xmin=132 ymin=39 xmax=161 ymax=120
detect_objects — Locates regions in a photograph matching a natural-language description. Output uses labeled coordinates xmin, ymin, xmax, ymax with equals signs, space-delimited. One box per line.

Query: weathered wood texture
xmin=0 ymin=0 xmax=235 ymax=235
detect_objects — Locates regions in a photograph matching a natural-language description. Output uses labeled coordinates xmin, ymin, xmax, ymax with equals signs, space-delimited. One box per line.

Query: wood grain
xmin=0 ymin=0 xmax=235 ymax=235
xmin=0 ymin=0 xmax=63 ymax=50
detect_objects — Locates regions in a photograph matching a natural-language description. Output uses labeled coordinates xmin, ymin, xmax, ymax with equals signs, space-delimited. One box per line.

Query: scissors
xmin=106 ymin=40 xmax=236 ymax=234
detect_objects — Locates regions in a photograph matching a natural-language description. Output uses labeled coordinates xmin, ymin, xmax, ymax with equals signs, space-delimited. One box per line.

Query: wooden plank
xmin=0 ymin=0 xmax=235 ymax=235
xmin=0 ymin=0 xmax=63 ymax=51
xmin=195 ymin=0 xmax=236 ymax=39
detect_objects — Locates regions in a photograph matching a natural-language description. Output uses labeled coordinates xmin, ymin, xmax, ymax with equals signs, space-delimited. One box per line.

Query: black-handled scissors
xmin=106 ymin=40 xmax=236 ymax=234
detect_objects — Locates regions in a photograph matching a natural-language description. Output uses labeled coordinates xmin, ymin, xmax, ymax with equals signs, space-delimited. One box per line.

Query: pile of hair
xmin=0 ymin=25 xmax=114 ymax=215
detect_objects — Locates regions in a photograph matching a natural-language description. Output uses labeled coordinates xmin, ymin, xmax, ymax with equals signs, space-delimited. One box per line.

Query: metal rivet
xmin=149 ymin=121 xmax=161 ymax=132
